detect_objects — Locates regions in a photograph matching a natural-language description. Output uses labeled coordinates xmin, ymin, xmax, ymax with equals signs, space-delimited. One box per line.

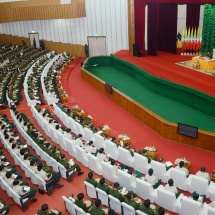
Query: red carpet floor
xmin=115 ymin=50 xmax=215 ymax=97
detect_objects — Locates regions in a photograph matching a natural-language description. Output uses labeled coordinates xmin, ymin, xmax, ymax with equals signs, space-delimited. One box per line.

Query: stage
xmin=82 ymin=51 xmax=215 ymax=152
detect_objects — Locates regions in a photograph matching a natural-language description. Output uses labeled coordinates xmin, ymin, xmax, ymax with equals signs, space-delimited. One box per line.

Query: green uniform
xmin=124 ymin=198 xmax=139 ymax=210
xmin=0 ymin=198 xmax=10 ymax=214
xmin=97 ymin=183 xmax=109 ymax=194
xmin=86 ymin=177 xmax=97 ymax=187
xmin=139 ymin=204 xmax=155 ymax=215
xmin=74 ymin=200 xmax=88 ymax=212
xmin=90 ymin=206 xmax=105 ymax=215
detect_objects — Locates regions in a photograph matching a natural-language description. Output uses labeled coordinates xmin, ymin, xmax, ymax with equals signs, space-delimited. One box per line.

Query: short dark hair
xmin=110 ymin=159 xmax=115 ymax=165
xmin=144 ymin=199 xmax=151 ymax=208
xmin=179 ymin=161 xmax=185 ymax=168
xmin=114 ymin=182 xmax=120 ymax=188
xmin=77 ymin=193 xmax=84 ymax=200
xmin=193 ymin=192 xmax=199 ymax=201
xmin=95 ymin=199 xmax=101 ymax=207
xmin=99 ymin=177 xmax=105 ymax=185
xmin=158 ymin=207 xmax=165 ymax=215
xmin=41 ymin=204 xmax=48 ymax=211
xmin=98 ymin=148 xmax=104 ymax=154
xmin=200 ymin=166 xmax=206 ymax=172
xmin=88 ymin=172 xmax=93 ymax=178
xmin=108 ymin=209 xmax=116 ymax=215
xmin=168 ymin=178 xmax=174 ymax=187
xmin=148 ymin=168 xmax=153 ymax=176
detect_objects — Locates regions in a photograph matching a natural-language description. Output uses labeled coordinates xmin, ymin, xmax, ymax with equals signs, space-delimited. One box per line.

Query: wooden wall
xmin=81 ymin=68 xmax=215 ymax=153
xmin=0 ymin=0 xmax=86 ymax=23
xmin=0 ymin=33 xmax=85 ymax=57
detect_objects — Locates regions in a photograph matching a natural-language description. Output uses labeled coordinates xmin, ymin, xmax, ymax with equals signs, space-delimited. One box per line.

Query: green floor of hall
xmin=88 ymin=66 xmax=215 ymax=133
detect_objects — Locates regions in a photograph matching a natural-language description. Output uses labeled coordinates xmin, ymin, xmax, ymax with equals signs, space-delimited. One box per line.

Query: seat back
xmin=117 ymin=169 xmax=136 ymax=192
xmin=65 ymin=138 xmax=77 ymax=158
xmin=74 ymin=203 xmax=87 ymax=215
xmin=104 ymin=140 xmax=118 ymax=160
xmin=84 ymin=181 xmax=97 ymax=199
xmin=117 ymin=147 xmax=134 ymax=167
xmin=179 ymin=196 xmax=201 ymax=215
xmin=96 ymin=187 xmax=109 ymax=207
xmin=74 ymin=122 xmax=84 ymax=136
xmin=155 ymin=186 xmax=178 ymax=212
xmin=62 ymin=196 xmax=76 ymax=215
xmin=83 ymin=127 xmax=95 ymax=142
xmin=108 ymin=194 xmax=122 ymax=214
xmin=94 ymin=133 xmax=105 ymax=149
xmin=207 ymin=207 xmax=215 ymax=215
xmin=136 ymin=178 xmax=155 ymax=203
xmin=121 ymin=202 xmax=136 ymax=215
xmin=168 ymin=168 xmax=188 ymax=191
xmin=188 ymin=174 xmax=209 ymax=197
xmin=151 ymin=160 xmax=167 ymax=183
xmin=136 ymin=210 xmax=148 ymax=215
xmin=101 ymin=161 xmax=118 ymax=183
xmin=133 ymin=153 xmax=151 ymax=174
xmin=87 ymin=153 xmax=102 ymax=175
xmin=75 ymin=145 xmax=88 ymax=167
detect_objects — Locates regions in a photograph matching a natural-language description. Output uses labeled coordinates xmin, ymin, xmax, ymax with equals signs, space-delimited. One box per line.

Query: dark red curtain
xmin=134 ymin=0 xmax=146 ymax=55
xmin=186 ymin=4 xmax=200 ymax=29
xmin=147 ymin=3 xmax=159 ymax=56
xmin=157 ymin=3 xmax=178 ymax=54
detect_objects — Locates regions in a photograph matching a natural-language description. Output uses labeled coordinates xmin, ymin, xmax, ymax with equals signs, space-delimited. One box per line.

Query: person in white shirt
xmin=175 ymin=161 xmax=189 ymax=177
xmin=144 ymin=168 xmax=161 ymax=189
xmin=29 ymin=160 xmax=38 ymax=174
xmin=85 ymin=141 xmax=96 ymax=154
xmin=164 ymin=178 xmax=181 ymax=198
xmin=5 ymin=171 xmax=15 ymax=187
xmin=75 ymin=134 xmax=84 ymax=147
xmin=196 ymin=166 xmax=210 ymax=181
xmin=96 ymin=148 xmax=109 ymax=162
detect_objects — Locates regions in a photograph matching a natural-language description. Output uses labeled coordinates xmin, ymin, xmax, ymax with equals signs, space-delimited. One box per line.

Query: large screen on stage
xmin=178 ymin=123 xmax=198 ymax=138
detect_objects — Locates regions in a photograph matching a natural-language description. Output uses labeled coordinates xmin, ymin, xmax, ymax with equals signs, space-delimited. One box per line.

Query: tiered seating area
xmin=0 ymin=42 xmax=215 ymax=215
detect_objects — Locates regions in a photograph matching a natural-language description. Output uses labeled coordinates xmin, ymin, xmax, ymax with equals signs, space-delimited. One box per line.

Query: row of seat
xmin=10 ymin=109 xmax=75 ymax=182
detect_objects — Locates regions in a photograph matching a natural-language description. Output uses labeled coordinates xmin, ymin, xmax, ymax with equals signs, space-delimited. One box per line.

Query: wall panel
xmin=0 ymin=0 xmax=129 ymax=55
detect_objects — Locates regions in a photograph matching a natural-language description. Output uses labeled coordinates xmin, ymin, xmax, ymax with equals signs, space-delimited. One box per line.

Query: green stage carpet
xmin=88 ymin=66 xmax=215 ymax=133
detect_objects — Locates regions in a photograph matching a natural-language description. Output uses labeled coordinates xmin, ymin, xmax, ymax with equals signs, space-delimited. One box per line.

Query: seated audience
xmin=74 ymin=193 xmax=93 ymax=213
xmin=124 ymin=192 xmax=140 ymax=210
xmin=175 ymin=161 xmax=189 ymax=177
xmin=139 ymin=199 xmax=156 ymax=215
xmin=97 ymin=177 xmax=109 ymax=193
xmin=195 ymin=166 xmax=210 ymax=181
xmin=192 ymin=191 xmax=206 ymax=208
xmin=164 ymin=179 xmax=181 ymax=198
xmin=91 ymin=199 xmax=108 ymax=215
xmin=86 ymin=172 xmax=97 ymax=187
xmin=12 ymin=179 xmax=37 ymax=202
xmin=144 ymin=168 xmax=161 ymax=189
xmin=0 ymin=198 xmax=10 ymax=215
xmin=97 ymin=148 xmax=109 ymax=162
xmin=37 ymin=203 xmax=62 ymax=215
xmin=109 ymin=182 xmax=125 ymax=202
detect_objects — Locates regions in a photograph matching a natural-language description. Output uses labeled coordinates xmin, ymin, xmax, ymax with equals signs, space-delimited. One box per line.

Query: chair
xmin=84 ymin=181 xmax=97 ymax=199
xmin=74 ymin=203 xmax=88 ymax=215
xmin=87 ymin=153 xmax=102 ymax=175
xmin=117 ymin=146 xmax=134 ymax=167
xmin=121 ymin=202 xmax=136 ymax=215
xmin=96 ymin=187 xmax=109 ymax=207
xmin=104 ymin=139 xmax=118 ymax=160
xmin=133 ymin=152 xmax=151 ymax=174
xmin=155 ymin=186 xmax=182 ymax=213
xmin=151 ymin=160 xmax=168 ymax=183
xmin=135 ymin=178 xmax=157 ymax=203
xmin=83 ymin=127 xmax=95 ymax=142
xmin=136 ymin=210 xmax=148 ymax=215
xmin=75 ymin=145 xmax=88 ymax=167
xmin=62 ymin=195 xmax=76 ymax=215
xmin=187 ymin=174 xmax=212 ymax=198
xmin=108 ymin=194 xmax=122 ymax=214
xmin=74 ymin=122 xmax=84 ymax=136
xmin=93 ymin=133 xmax=105 ymax=149
xmin=101 ymin=161 xmax=118 ymax=183
xmin=178 ymin=196 xmax=202 ymax=215
xmin=117 ymin=169 xmax=136 ymax=192
xmin=166 ymin=168 xmax=188 ymax=191
xmin=207 ymin=207 xmax=215 ymax=215
xmin=209 ymin=181 xmax=215 ymax=201
xmin=65 ymin=138 xmax=77 ymax=158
